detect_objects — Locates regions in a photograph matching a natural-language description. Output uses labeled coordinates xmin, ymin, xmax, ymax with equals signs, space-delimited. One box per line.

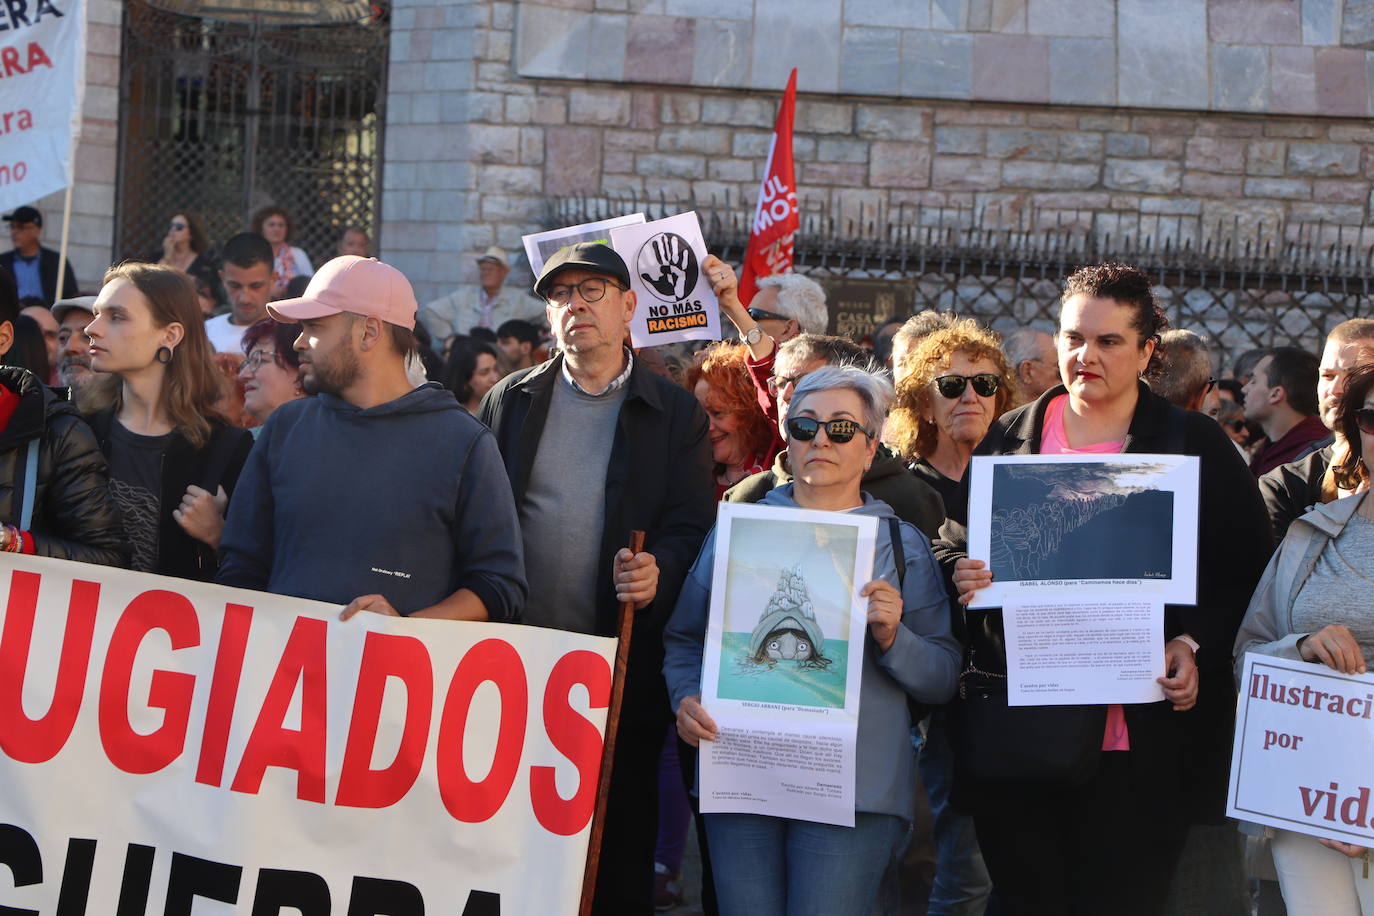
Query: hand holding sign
xmin=611 ymin=212 xmax=721 ymax=348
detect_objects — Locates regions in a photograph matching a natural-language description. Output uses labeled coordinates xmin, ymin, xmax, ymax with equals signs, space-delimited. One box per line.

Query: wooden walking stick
xmin=578 ymin=530 xmax=645 ymax=916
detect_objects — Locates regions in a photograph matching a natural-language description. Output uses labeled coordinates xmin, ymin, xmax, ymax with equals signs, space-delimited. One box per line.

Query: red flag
xmin=739 ymin=69 xmax=799 ymax=305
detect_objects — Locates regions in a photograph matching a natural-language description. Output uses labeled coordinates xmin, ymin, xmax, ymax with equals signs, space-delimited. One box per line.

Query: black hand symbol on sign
xmin=641 ymin=235 xmax=690 ymax=300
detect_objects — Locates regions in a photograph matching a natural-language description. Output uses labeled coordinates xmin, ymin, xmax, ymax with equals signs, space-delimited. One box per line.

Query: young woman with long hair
xmin=84 ymin=262 xmax=254 ymax=580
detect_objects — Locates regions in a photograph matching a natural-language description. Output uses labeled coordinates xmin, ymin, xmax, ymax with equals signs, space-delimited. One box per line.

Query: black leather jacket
xmin=0 ymin=366 xmax=127 ymax=567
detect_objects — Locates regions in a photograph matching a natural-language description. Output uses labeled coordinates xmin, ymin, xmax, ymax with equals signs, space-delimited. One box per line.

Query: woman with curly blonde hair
xmin=688 ymin=341 xmax=781 ymax=498
xmin=886 ymin=317 xmax=1017 ymax=516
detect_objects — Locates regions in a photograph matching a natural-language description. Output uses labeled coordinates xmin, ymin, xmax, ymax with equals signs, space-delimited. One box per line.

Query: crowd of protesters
xmin=0 ymin=197 xmax=1371 ymax=916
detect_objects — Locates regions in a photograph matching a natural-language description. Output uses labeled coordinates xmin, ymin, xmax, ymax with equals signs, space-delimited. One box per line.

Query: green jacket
xmin=723 ymin=444 xmax=946 ymax=541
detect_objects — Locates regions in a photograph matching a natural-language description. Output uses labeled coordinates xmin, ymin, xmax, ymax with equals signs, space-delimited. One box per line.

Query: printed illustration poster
xmin=698 ymin=502 xmax=875 ymax=828
xmin=1228 ymin=653 xmax=1374 ymax=845
xmin=966 ymin=454 xmax=1200 ymax=609
xmin=522 ymin=212 xmax=645 ymax=278
xmin=610 ymin=211 xmax=722 ymax=348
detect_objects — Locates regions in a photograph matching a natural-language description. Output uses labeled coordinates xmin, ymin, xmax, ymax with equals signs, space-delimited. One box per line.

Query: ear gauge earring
xmin=155 ymin=346 xmax=173 ymax=364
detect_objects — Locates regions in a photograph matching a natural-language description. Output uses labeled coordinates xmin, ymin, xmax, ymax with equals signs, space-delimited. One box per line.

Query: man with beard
xmin=217 ymin=256 xmax=526 ymax=621
xmin=51 ymin=295 xmax=97 ymax=404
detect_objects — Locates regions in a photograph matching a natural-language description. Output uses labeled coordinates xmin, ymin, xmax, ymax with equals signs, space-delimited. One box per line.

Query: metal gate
xmin=115 ymin=0 xmax=388 ymax=268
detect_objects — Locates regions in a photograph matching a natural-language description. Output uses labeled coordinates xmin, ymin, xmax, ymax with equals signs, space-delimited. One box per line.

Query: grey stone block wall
xmin=382 ymin=0 xmax=1374 ymax=305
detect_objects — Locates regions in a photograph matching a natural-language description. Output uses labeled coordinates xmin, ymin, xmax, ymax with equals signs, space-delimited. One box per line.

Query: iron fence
xmin=115 ymin=0 xmax=388 ymax=270
xmin=550 ymin=194 xmax=1372 ymax=371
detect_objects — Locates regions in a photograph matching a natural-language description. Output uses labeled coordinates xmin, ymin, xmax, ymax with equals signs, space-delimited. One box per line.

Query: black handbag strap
xmin=888 ymin=516 xmax=905 ymax=589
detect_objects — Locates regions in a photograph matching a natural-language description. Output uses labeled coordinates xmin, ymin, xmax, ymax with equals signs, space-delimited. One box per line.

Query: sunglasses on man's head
xmin=785 ymin=416 xmax=873 ymax=444
xmin=1356 ymin=407 xmax=1374 ymax=436
xmin=748 ymin=307 xmax=790 ymax=323
xmin=933 ymin=373 xmax=1000 ymax=399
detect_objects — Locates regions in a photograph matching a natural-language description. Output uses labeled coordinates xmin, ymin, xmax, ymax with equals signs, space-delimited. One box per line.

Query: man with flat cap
xmin=1 ymin=206 xmax=78 ymax=305
xmin=218 ymin=255 xmax=526 ymax=624
xmin=479 ymin=242 xmax=715 ymax=914
xmin=420 ymin=245 xmax=526 ymax=342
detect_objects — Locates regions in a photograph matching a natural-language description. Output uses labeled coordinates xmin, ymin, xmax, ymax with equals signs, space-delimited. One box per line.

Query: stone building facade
xmin=382 ymin=0 xmax=1374 ymax=315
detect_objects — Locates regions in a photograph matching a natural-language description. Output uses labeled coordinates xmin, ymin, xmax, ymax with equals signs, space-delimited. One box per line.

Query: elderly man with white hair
xmin=1002 ymin=327 xmax=1059 ymax=405
xmin=746 ymin=272 xmax=829 ymax=343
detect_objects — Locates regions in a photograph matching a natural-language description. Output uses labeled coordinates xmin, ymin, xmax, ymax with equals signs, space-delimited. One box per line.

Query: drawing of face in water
xmin=745 ymin=565 xmax=832 ymax=670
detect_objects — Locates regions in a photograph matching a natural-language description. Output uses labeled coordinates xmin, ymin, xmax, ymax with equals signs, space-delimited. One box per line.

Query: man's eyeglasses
xmin=767 ymin=372 xmax=805 ymax=396
xmin=748 ymin=307 xmax=790 ymax=323
xmin=1204 ymin=377 xmax=1219 ymax=394
xmin=1355 ymin=406 xmax=1374 ymax=436
xmin=785 ymin=416 xmax=873 ymax=444
xmin=933 ymin=373 xmax=1000 ymax=399
xmin=238 ymin=349 xmax=279 ymax=374
xmin=546 ymin=277 xmax=627 ymax=307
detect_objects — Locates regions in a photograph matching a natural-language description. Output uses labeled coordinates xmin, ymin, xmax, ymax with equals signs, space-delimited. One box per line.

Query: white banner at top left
xmin=0 ymin=0 xmax=85 ymax=213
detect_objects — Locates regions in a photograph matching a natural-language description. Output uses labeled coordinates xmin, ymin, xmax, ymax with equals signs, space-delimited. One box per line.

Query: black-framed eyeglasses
xmin=169 ymin=221 xmax=187 ymax=231
xmin=748 ymin=307 xmax=790 ymax=323
xmin=933 ymin=373 xmax=1000 ymax=399
xmin=785 ymin=416 xmax=873 ymax=444
xmin=1356 ymin=407 xmax=1374 ymax=436
xmin=767 ymin=372 xmax=804 ymax=395
xmin=546 ymin=277 xmax=626 ymax=307
xmin=238 ymin=349 xmax=279 ymax=374
xmin=1204 ymin=377 xmax=1219 ymax=394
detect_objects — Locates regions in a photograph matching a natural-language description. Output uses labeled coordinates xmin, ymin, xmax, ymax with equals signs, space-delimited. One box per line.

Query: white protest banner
xmin=611 ymin=211 xmax=722 ymax=348
xmin=522 ymin=212 xmax=645 ymax=278
xmin=698 ymin=503 xmax=875 ymax=828
xmin=0 ymin=0 xmax=85 ymax=213
xmin=0 ymin=553 xmax=616 ymax=914
xmin=1228 ymin=653 xmax=1374 ymax=845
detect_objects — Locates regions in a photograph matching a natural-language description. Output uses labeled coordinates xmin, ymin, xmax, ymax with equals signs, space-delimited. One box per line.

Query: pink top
xmin=1039 ymin=396 xmax=1131 ymax=752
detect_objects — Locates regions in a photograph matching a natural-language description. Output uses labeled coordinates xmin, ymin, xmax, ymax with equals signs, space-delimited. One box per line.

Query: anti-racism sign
xmin=612 ymin=211 xmax=722 ymax=348
xmin=1228 ymin=653 xmax=1374 ymax=844
xmin=0 ymin=0 xmax=84 ymax=212
xmin=0 ymin=553 xmax=615 ymax=914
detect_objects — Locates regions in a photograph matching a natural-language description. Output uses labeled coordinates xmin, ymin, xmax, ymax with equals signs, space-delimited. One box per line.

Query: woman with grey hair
xmin=664 ymin=365 xmax=961 ymax=915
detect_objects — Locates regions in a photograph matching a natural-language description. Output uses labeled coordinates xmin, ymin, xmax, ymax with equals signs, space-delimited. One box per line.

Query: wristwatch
xmin=743 ymin=326 xmax=764 ymax=346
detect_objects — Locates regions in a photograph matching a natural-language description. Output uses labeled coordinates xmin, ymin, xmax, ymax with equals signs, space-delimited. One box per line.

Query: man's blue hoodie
xmin=218 ymin=383 xmax=526 ymax=619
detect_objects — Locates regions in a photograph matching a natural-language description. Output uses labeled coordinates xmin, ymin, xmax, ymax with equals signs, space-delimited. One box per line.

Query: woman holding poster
xmin=944 ymin=263 xmax=1272 ymax=914
xmin=1234 ymin=365 xmax=1374 ymax=915
xmin=664 ymin=366 xmax=961 ymax=915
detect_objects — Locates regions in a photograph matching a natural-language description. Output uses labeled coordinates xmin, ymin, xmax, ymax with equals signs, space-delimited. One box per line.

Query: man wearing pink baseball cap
xmin=218 ymin=256 xmax=527 ymax=623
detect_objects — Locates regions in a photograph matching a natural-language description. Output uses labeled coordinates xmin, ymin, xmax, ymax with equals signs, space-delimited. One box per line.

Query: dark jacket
xmin=479 ymin=354 xmax=716 ymax=725
xmin=934 ymin=383 xmax=1273 ymax=816
xmin=0 ymin=246 xmax=79 ymax=305
xmin=0 ymin=367 xmax=126 ymax=566
xmin=724 ymin=443 xmax=947 ymax=541
xmin=1258 ymin=443 xmax=1333 ymax=546
xmin=88 ymin=408 xmax=253 ymax=582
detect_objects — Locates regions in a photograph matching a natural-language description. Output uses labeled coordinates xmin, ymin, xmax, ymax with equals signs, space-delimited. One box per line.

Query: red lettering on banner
xmin=0 ymin=571 xmax=99 ymax=764
xmin=436 ymin=638 xmax=527 ymax=823
xmin=230 ymin=617 xmax=328 ymax=803
xmin=530 ymin=650 xmax=611 ymax=836
xmin=98 ymin=590 xmax=201 ymax=774
xmin=195 ymin=603 xmax=253 ymax=787
xmin=25 ymin=41 xmax=49 ymax=71
xmin=335 ymin=631 xmax=434 ymax=809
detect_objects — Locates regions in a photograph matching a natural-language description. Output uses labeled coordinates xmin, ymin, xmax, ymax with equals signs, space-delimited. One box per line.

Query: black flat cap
xmin=533 ymin=242 xmax=631 ymax=299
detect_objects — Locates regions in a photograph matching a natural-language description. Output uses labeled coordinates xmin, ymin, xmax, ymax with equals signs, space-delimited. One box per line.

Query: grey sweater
xmin=663 ymin=485 xmax=961 ymax=820
xmin=218 ymin=383 xmax=527 ymax=619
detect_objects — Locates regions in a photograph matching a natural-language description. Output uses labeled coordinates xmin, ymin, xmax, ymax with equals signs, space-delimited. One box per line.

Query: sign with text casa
xmin=0 ymin=554 xmax=616 ymax=915
xmin=611 ymin=210 xmax=722 ymax=348
xmin=0 ymin=0 xmax=85 ymax=212
xmin=1228 ymin=653 xmax=1374 ymax=845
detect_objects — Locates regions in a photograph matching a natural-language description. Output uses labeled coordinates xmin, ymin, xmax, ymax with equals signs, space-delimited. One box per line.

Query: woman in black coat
xmin=83 ymin=263 xmax=252 ymax=582
xmin=937 ymin=263 xmax=1273 ymax=915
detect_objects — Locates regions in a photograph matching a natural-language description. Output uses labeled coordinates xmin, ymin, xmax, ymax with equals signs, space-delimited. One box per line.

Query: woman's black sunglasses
xmin=1356 ymin=406 xmax=1374 ymax=436
xmin=785 ymin=416 xmax=873 ymax=444
xmin=933 ymin=373 xmax=1000 ymax=399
